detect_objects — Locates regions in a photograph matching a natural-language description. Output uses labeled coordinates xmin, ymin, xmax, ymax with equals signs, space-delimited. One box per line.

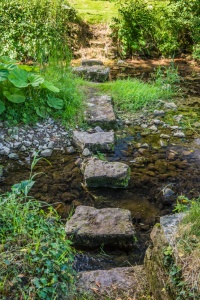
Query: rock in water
xmin=65 ymin=205 xmax=135 ymax=248
xmin=83 ymin=158 xmax=130 ymax=188
xmin=72 ymin=131 xmax=115 ymax=152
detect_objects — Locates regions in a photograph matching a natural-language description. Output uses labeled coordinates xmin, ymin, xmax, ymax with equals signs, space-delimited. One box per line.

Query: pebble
xmin=173 ymin=131 xmax=185 ymax=138
xmin=8 ymin=153 xmax=19 ymax=160
xmin=82 ymin=148 xmax=91 ymax=157
xmin=40 ymin=149 xmax=53 ymax=157
xmin=66 ymin=146 xmax=76 ymax=154
xmin=149 ymin=125 xmax=158 ymax=132
xmin=160 ymin=134 xmax=170 ymax=139
xmin=164 ymin=102 xmax=177 ymax=110
xmin=154 ymin=110 xmax=165 ymax=116
xmin=94 ymin=126 xmax=104 ymax=132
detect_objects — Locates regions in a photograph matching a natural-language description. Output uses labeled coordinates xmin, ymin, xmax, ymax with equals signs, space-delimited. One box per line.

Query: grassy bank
xmin=70 ymin=0 xmax=118 ymax=23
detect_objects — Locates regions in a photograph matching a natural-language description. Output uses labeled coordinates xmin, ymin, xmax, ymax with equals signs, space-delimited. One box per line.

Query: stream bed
xmin=1 ymin=94 xmax=200 ymax=272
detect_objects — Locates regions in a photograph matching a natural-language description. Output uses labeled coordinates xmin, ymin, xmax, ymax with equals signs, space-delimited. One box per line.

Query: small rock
xmin=82 ymin=148 xmax=91 ymax=157
xmin=164 ymin=102 xmax=177 ymax=110
xmin=153 ymin=119 xmax=162 ymax=125
xmin=20 ymin=145 xmax=27 ymax=152
xmin=47 ymin=141 xmax=54 ymax=149
xmin=174 ymin=115 xmax=183 ymax=123
xmin=154 ymin=110 xmax=165 ymax=117
xmin=141 ymin=143 xmax=149 ymax=148
xmin=75 ymin=158 xmax=83 ymax=166
xmin=8 ymin=153 xmax=19 ymax=160
xmin=124 ymin=119 xmax=132 ymax=125
xmin=0 ymin=147 xmax=10 ymax=155
xmin=160 ymin=139 xmax=168 ymax=148
xmin=66 ymin=146 xmax=76 ymax=154
xmin=149 ymin=125 xmax=158 ymax=132
xmin=94 ymin=126 xmax=104 ymax=132
xmin=40 ymin=149 xmax=53 ymax=157
xmin=141 ymin=124 xmax=148 ymax=129
xmin=170 ymin=126 xmax=179 ymax=130
xmin=173 ymin=131 xmax=185 ymax=138
xmin=160 ymin=134 xmax=170 ymax=139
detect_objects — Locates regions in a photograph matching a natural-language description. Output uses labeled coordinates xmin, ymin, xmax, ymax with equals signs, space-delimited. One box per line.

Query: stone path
xmin=73 ymin=59 xmax=110 ymax=82
xmin=85 ymin=94 xmax=116 ymax=129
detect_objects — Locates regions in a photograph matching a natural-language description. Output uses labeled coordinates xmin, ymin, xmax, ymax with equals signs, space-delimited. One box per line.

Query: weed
xmin=0 ymin=156 xmax=75 ymax=299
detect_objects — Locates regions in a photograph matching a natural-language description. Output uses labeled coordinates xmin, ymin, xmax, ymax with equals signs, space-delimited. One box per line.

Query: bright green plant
xmin=0 ymin=157 xmax=75 ymax=299
xmin=0 ymin=56 xmax=65 ymax=123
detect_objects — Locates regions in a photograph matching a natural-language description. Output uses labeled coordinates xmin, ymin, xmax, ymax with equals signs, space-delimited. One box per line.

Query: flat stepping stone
xmin=76 ymin=266 xmax=148 ymax=299
xmin=65 ymin=205 xmax=135 ymax=248
xmin=83 ymin=158 xmax=130 ymax=188
xmin=72 ymin=131 xmax=114 ymax=152
xmin=85 ymin=95 xmax=116 ymax=129
xmin=73 ymin=65 xmax=110 ymax=82
xmin=82 ymin=59 xmax=104 ymax=66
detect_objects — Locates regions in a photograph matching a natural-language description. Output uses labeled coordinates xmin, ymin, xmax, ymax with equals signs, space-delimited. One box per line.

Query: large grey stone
xmin=76 ymin=266 xmax=149 ymax=298
xmin=65 ymin=205 xmax=135 ymax=248
xmin=83 ymin=158 xmax=130 ymax=188
xmin=85 ymin=95 xmax=116 ymax=129
xmin=73 ymin=65 xmax=110 ymax=82
xmin=72 ymin=131 xmax=114 ymax=152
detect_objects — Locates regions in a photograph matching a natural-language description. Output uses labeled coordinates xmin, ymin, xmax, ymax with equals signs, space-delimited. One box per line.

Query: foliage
xmin=111 ymin=0 xmax=200 ymax=57
xmin=0 ymin=56 xmax=84 ymax=126
xmin=0 ymin=157 xmax=75 ymax=299
xmin=98 ymin=65 xmax=179 ymax=112
xmin=0 ymin=0 xmax=78 ymax=61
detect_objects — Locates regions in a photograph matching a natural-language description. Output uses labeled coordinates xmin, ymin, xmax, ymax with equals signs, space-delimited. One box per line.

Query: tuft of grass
xmin=70 ymin=0 xmax=118 ymax=24
xmin=43 ymin=57 xmax=85 ymax=127
xmin=173 ymin=198 xmax=200 ymax=298
xmin=98 ymin=77 xmax=176 ymax=112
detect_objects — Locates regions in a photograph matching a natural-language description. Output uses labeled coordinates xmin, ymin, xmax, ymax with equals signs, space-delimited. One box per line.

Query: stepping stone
xmin=72 ymin=131 xmax=114 ymax=152
xmin=83 ymin=158 xmax=130 ymax=188
xmin=73 ymin=65 xmax=110 ymax=82
xmin=65 ymin=205 xmax=135 ymax=248
xmin=82 ymin=59 xmax=104 ymax=66
xmin=85 ymin=95 xmax=116 ymax=129
xmin=76 ymin=266 xmax=148 ymax=299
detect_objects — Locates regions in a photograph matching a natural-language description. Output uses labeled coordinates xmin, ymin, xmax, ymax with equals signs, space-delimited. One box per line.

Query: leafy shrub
xmin=0 ymin=56 xmax=84 ymax=125
xmin=0 ymin=0 xmax=78 ymax=60
xmin=111 ymin=0 xmax=200 ymax=57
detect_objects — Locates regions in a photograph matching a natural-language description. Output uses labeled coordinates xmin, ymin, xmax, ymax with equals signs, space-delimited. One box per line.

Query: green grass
xmin=70 ymin=0 xmax=118 ymax=23
xmin=98 ymin=77 xmax=176 ymax=112
xmin=0 ymin=156 xmax=76 ymax=299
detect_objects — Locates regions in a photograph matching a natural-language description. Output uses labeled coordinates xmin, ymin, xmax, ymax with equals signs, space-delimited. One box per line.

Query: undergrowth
xmin=0 ymin=156 xmax=75 ymax=299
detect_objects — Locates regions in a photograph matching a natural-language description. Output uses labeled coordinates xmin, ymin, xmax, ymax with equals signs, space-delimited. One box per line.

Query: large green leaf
xmin=8 ymin=68 xmax=29 ymax=88
xmin=3 ymin=88 xmax=26 ymax=103
xmin=28 ymin=74 xmax=44 ymax=87
xmin=47 ymin=96 xmax=64 ymax=109
xmin=41 ymin=80 xmax=60 ymax=92
xmin=0 ymin=100 xmax=5 ymax=114
xmin=0 ymin=69 xmax=9 ymax=82
xmin=36 ymin=107 xmax=47 ymax=118
xmin=0 ymin=56 xmax=18 ymax=64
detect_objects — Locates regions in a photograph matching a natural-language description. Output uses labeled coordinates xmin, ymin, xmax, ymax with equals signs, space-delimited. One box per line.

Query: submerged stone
xmin=65 ymin=205 xmax=135 ymax=248
xmin=85 ymin=95 xmax=116 ymax=129
xmin=76 ymin=266 xmax=148 ymax=298
xmin=83 ymin=158 xmax=130 ymax=188
xmin=72 ymin=131 xmax=114 ymax=152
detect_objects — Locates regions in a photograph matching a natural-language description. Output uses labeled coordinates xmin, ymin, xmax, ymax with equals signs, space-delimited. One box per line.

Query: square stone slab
xmin=76 ymin=266 xmax=148 ymax=298
xmin=83 ymin=158 xmax=130 ymax=188
xmin=85 ymin=95 xmax=116 ymax=129
xmin=65 ymin=205 xmax=135 ymax=248
xmin=72 ymin=131 xmax=114 ymax=152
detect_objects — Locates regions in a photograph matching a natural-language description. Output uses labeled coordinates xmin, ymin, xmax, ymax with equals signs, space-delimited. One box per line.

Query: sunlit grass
xmin=70 ymin=0 xmax=118 ymax=23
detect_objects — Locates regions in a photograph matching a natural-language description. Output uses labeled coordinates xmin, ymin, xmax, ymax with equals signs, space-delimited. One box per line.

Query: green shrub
xmin=111 ymin=0 xmax=200 ymax=57
xmin=0 ymin=0 xmax=77 ymax=60
xmin=0 ymin=55 xmax=84 ymax=126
